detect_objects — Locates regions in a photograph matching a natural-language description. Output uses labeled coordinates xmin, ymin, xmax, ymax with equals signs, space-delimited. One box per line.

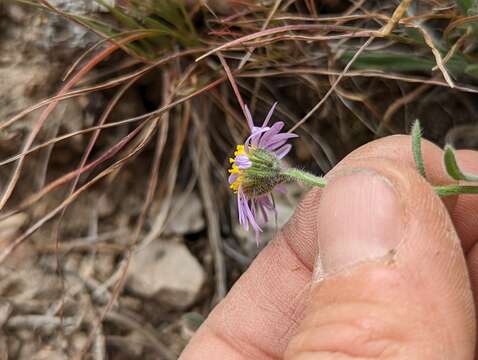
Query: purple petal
xmin=228 ymin=173 xmax=238 ymax=184
xmin=265 ymin=197 xmax=274 ymax=209
xmin=246 ymin=199 xmax=261 ymax=233
xmin=256 ymin=194 xmax=276 ymax=224
xmin=237 ymin=190 xmax=247 ymax=228
xmin=255 ymin=230 xmax=260 ymax=246
xmin=260 ymin=205 xmax=268 ymax=223
xmin=244 ymin=105 xmax=255 ymax=130
xmin=235 ymin=154 xmax=252 ymax=169
xmin=274 ymin=184 xmax=287 ymax=194
xmin=267 ymin=139 xmax=288 ymax=151
xmin=245 ymin=127 xmax=269 ymax=149
xmin=258 ymin=195 xmax=273 ymax=209
xmin=251 ymin=126 xmax=265 ymax=134
xmin=265 ymin=133 xmax=298 ymax=151
xmin=237 ymin=199 xmax=245 ymax=227
xmin=257 ymin=198 xmax=269 ymax=223
xmin=258 ymin=122 xmax=284 ymax=148
xmin=275 ymin=144 xmax=292 ymax=159
xmin=237 ymin=189 xmax=262 ymax=235
xmin=262 ymin=102 xmax=278 ymax=128
xmin=268 ymin=132 xmax=298 ymax=144
xmin=271 ymin=198 xmax=278 ymax=224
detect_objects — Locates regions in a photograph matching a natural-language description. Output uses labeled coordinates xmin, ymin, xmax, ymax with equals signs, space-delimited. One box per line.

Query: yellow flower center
xmin=228 ymin=145 xmax=247 ymax=193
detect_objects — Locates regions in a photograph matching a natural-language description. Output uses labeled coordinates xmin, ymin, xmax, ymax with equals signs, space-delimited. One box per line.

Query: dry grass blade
xmin=73 ymin=114 xmax=170 ymax=359
xmin=289 ymin=36 xmax=375 ymax=133
xmin=0 ymin=121 xmax=148 ymax=223
xmin=51 ymin=76 xmax=141 ymax=331
xmin=53 ymin=76 xmax=140 ymax=226
xmin=76 ymin=65 xmax=194 ymax=359
xmin=0 ymin=121 xmax=155 ymax=265
xmin=195 ymin=24 xmax=369 ymax=62
xmin=140 ymin=99 xmax=191 ymax=249
xmin=105 ymin=312 xmax=175 ymax=359
xmin=0 ymin=48 xmax=201 ymax=132
xmin=439 ymin=26 xmax=471 ymax=68
xmin=380 ymin=82 xmax=432 ymax=133
xmin=0 ymin=75 xmax=226 ymax=226
xmin=129 ymin=79 xmax=170 ymax=246
xmin=238 ymin=68 xmax=478 ymax=93
xmin=62 ymin=29 xmax=155 ymax=81
xmin=218 ymin=53 xmax=246 ymax=118
xmin=413 ymin=25 xmax=455 ymax=88
xmin=238 ymin=0 xmax=282 ymax=69
xmin=192 ymin=109 xmax=227 ymax=301
xmin=0 ymin=118 xmax=145 ymax=167
xmin=377 ymin=0 xmax=413 ymax=36
xmin=289 ymin=0 xmax=417 ymax=132
xmin=0 ymin=33 xmax=146 ymax=211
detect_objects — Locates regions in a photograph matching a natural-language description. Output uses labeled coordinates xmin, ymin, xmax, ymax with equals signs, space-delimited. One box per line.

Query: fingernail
xmin=315 ymin=170 xmax=403 ymax=280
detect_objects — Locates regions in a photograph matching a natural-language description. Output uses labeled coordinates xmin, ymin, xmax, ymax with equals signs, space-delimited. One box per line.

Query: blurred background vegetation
xmin=1 ymin=0 xmax=478 ymax=358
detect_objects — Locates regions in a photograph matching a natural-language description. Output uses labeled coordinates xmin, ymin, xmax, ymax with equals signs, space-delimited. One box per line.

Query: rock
xmin=49 ymin=0 xmax=115 ymax=14
xmin=162 ymin=193 xmax=205 ymax=236
xmin=123 ymin=331 xmax=146 ymax=357
xmin=93 ymin=253 xmax=116 ymax=282
xmin=0 ymin=3 xmax=102 ymax=154
xmin=71 ymin=332 xmax=88 ymax=352
xmin=127 ymin=241 xmax=205 ymax=307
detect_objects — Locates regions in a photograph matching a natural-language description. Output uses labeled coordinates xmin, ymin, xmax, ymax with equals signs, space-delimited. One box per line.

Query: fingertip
xmin=315 ymin=169 xmax=402 ymax=279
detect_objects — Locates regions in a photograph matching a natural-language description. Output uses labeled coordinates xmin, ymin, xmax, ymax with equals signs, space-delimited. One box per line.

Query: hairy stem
xmin=434 ymin=185 xmax=478 ymax=197
xmin=282 ymin=168 xmax=327 ymax=188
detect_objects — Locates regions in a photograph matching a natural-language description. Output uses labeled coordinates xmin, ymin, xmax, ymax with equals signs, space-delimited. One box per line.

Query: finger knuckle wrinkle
xmin=285 ymin=316 xmax=403 ymax=359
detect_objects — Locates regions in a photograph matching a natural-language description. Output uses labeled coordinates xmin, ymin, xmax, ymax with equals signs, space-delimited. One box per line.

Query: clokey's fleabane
xmin=228 ymin=102 xmax=298 ymax=243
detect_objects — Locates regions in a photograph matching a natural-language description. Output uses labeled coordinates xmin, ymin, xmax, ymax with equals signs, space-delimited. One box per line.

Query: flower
xmin=228 ymin=102 xmax=298 ymax=243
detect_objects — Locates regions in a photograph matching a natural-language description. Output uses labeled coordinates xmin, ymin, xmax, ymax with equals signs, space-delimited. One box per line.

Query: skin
xmin=180 ymin=135 xmax=478 ymax=359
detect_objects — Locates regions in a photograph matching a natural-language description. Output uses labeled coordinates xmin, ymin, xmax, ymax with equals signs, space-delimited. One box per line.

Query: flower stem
xmin=434 ymin=185 xmax=478 ymax=197
xmin=411 ymin=120 xmax=427 ymax=179
xmin=282 ymin=168 xmax=327 ymax=188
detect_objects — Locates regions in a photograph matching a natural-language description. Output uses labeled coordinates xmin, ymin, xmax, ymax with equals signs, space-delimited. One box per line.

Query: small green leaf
xmin=443 ymin=145 xmax=478 ymax=181
xmin=456 ymin=0 xmax=475 ymax=13
xmin=411 ymin=120 xmax=427 ymax=179
xmin=465 ymin=64 xmax=478 ymax=78
xmin=340 ymin=51 xmax=436 ymax=73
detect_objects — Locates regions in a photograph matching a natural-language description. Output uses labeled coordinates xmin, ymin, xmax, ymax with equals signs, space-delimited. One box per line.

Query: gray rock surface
xmin=128 ymin=240 xmax=205 ymax=307
xmin=163 ymin=193 xmax=206 ymax=236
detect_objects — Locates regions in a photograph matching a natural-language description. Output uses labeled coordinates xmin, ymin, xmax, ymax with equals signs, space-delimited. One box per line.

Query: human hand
xmin=180 ymin=135 xmax=478 ymax=359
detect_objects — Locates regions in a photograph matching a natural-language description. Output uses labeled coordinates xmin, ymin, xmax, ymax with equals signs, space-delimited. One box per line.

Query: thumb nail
xmin=315 ymin=170 xmax=404 ymax=280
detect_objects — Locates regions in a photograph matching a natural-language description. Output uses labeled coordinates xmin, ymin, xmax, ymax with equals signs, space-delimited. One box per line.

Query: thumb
xmin=285 ymin=160 xmax=476 ymax=359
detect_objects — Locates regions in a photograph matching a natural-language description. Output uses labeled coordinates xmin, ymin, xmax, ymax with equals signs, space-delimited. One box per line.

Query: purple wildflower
xmin=228 ymin=102 xmax=297 ymax=243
